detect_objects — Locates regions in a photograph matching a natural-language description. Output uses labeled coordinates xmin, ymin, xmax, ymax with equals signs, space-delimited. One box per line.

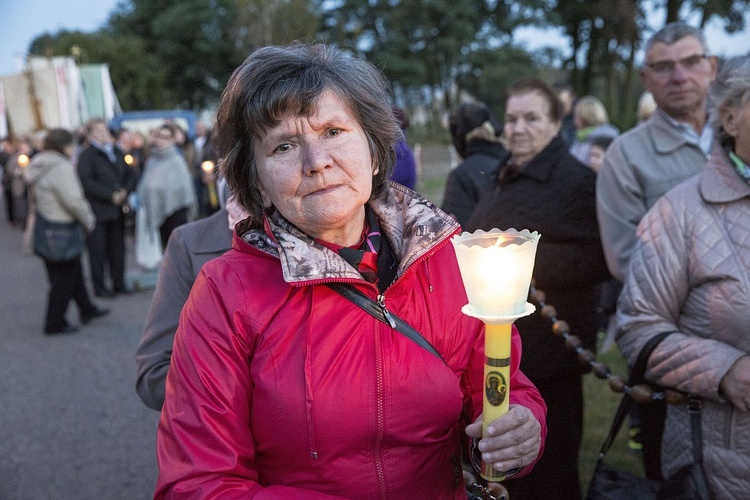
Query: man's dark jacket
xmin=77 ymin=145 xmax=138 ymax=221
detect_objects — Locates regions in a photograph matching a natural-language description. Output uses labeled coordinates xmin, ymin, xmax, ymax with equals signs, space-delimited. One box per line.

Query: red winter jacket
xmin=155 ymin=185 xmax=546 ymax=499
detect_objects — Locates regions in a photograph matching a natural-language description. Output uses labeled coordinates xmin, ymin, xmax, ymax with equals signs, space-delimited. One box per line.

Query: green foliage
xmin=24 ymin=0 xmax=749 ymax=125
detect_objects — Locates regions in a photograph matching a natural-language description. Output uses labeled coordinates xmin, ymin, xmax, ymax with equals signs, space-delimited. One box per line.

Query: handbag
xmin=587 ymin=332 xmax=712 ymax=500
xmin=33 ymin=213 xmax=85 ymax=262
xmin=586 ymin=333 xmax=711 ymax=500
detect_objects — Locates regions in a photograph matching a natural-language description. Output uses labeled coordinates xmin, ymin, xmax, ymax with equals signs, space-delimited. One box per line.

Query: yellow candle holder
xmin=452 ymin=228 xmax=540 ymax=482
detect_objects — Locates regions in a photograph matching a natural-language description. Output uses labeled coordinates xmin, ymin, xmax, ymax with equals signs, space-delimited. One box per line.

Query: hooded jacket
xmin=616 ymin=145 xmax=750 ymax=498
xmin=155 ymin=184 xmax=546 ymax=499
xmin=23 ymin=150 xmax=95 ymax=232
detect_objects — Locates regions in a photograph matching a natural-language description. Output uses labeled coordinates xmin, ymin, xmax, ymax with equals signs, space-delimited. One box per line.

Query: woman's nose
xmin=302 ymin=142 xmax=332 ymax=174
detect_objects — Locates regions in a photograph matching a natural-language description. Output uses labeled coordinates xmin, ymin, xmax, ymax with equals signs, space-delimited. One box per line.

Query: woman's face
xmin=721 ymin=96 xmax=750 ymax=164
xmin=254 ymin=90 xmax=376 ymax=246
xmin=504 ymin=91 xmax=561 ymax=164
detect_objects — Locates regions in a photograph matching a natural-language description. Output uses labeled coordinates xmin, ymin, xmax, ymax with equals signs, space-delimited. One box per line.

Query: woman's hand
xmin=465 ymin=404 xmax=542 ymax=475
xmin=720 ymin=355 xmax=750 ymax=412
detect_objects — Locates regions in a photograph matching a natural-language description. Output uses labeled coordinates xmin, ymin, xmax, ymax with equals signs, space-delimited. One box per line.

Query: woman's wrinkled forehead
xmin=251 ymin=85 xmax=355 ymax=136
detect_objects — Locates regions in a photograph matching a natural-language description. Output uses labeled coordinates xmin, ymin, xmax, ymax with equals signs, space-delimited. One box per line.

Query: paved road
xmin=0 ymin=144 xmax=453 ymax=500
xmin=0 ymin=222 xmax=160 ymax=500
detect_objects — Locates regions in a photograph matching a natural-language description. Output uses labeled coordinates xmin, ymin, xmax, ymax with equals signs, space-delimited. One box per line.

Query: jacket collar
xmin=648 ymin=108 xmax=706 ymax=155
xmin=700 ymin=144 xmax=750 ymax=204
xmin=508 ymin=135 xmax=569 ymax=183
xmin=238 ymin=182 xmax=460 ymax=286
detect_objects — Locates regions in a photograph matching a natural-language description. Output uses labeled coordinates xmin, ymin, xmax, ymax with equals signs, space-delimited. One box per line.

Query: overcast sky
xmin=1 ymin=0 xmax=748 ymax=78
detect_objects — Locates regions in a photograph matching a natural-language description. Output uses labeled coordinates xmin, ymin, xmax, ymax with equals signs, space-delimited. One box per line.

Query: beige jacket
xmin=596 ymin=109 xmax=709 ymax=281
xmin=615 ymin=145 xmax=750 ymax=498
xmin=23 ymin=151 xmax=96 ymax=232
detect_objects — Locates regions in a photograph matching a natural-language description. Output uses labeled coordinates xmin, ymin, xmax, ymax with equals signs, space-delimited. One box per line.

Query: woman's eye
xmin=328 ymin=128 xmax=341 ymax=137
xmin=274 ymin=143 xmax=292 ymax=154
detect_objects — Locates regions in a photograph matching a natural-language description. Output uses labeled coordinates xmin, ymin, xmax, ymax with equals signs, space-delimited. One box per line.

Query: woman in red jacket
xmin=155 ymin=43 xmax=546 ymax=500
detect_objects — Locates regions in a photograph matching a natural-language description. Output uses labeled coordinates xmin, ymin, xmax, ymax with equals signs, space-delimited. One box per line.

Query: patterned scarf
xmin=316 ymin=207 xmax=397 ymax=291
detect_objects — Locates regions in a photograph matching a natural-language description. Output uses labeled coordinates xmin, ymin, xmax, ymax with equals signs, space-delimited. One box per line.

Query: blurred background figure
xmin=555 ymin=83 xmax=577 ymax=146
xmin=389 ymin=105 xmax=417 ymax=190
xmin=23 ymin=128 xmax=109 ymax=335
xmin=588 ymin=135 xmax=614 ymax=173
xmin=77 ymin=118 xmax=138 ymax=298
xmin=192 ymin=121 xmax=212 ymax=216
xmin=636 ymin=91 xmax=657 ymax=123
xmin=2 ymin=136 xmax=18 ymax=225
xmin=616 ymin=53 xmax=750 ymax=499
xmin=569 ymin=95 xmax=619 ymax=167
xmin=441 ymin=101 xmax=507 ymax=227
xmin=466 ymin=77 xmax=610 ymax=500
xmin=136 ymin=125 xmax=197 ymax=250
xmin=6 ymin=137 xmax=35 ymax=229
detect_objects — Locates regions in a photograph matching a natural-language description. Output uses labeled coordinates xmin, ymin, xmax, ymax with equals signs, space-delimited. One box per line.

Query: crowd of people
xmin=1 ymin=116 xmax=212 ymax=333
xmin=1 ymin=20 xmax=748 ymax=499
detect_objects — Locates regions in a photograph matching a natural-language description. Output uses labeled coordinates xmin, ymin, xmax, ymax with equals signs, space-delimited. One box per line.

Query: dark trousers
xmin=159 ymin=207 xmax=189 ymax=249
xmin=4 ymin=187 xmax=14 ymax=222
xmin=503 ymin=373 xmax=584 ymax=500
xmin=86 ymin=217 xmax=126 ymax=292
xmin=44 ymin=258 xmax=97 ymax=332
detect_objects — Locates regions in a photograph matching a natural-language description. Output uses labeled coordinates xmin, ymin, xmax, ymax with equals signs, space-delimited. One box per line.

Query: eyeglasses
xmin=645 ymin=54 xmax=710 ymax=76
xmin=154 ymin=133 xmax=173 ymax=140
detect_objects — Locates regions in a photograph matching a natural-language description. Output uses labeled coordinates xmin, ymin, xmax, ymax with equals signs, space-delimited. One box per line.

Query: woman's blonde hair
xmin=573 ymin=96 xmax=609 ymax=128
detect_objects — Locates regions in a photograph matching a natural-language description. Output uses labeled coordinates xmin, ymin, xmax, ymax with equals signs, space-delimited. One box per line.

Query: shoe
xmin=113 ymin=285 xmax=133 ymax=295
xmin=81 ymin=307 xmax=110 ymax=325
xmin=95 ymin=288 xmax=117 ymax=298
xmin=44 ymin=324 xmax=79 ymax=335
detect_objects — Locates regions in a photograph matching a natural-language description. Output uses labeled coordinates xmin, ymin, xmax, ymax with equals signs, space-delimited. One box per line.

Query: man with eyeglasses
xmin=597 ymin=22 xmax=718 ymax=283
xmin=595 ymin=22 xmax=718 ymax=480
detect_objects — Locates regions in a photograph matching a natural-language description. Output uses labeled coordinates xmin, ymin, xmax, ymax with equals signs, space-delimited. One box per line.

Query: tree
xmin=107 ymin=0 xmax=242 ymax=109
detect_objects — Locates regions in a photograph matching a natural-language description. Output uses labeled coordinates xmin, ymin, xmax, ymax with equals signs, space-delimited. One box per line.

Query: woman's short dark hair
xmin=448 ymin=102 xmax=501 ymax=159
xmin=505 ymin=77 xmax=564 ymax=124
xmin=217 ymin=42 xmax=401 ymax=221
xmin=43 ymin=128 xmax=74 ymax=155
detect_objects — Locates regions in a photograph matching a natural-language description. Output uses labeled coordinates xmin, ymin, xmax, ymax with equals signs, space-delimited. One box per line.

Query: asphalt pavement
xmin=0 ymin=221 xmax=160 ymax=500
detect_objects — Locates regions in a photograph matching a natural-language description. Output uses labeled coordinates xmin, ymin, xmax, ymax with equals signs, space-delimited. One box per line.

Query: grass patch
xmin=580 ymin=345 xmax=644 ymax=489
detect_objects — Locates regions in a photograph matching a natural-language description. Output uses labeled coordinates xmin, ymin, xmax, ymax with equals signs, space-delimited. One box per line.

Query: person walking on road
xmin=24 ymin=129 xmax=109 ymax=334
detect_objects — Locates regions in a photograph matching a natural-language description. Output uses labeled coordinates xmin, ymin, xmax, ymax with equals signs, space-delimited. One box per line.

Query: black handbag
xmin=33 ymin=214 xmax=85 ymax=262
xmin=587 ymin=333 xmax=712 ymax=500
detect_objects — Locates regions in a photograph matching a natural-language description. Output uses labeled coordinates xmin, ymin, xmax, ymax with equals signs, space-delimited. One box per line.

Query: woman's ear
xmin=720 ymin=106 xmax=739 ymax=139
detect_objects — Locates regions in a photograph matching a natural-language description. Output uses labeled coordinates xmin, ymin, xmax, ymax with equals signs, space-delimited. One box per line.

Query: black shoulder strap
xmin=598 ymin=332 xmax=673 ymax=457
xmin=327 ymin=282 xmax=446 ymax=364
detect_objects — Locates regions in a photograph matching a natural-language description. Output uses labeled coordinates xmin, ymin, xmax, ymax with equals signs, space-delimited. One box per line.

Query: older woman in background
xmin=23 ymin=129 xmax=109 ymax=334
xmin=466 ymin=77 xmax=611 ymax=500
xmin=616 ymin=53 xmax=750 ymax=498
xmin=154 ymin=43 xmax=546 ymax=499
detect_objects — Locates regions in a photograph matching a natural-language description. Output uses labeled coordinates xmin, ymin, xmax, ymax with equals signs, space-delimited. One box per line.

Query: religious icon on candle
xmin=485 ymin=372 xmax=507 ymax=407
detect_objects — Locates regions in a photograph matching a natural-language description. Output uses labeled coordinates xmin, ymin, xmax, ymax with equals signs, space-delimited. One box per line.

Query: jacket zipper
xmin=374 ymin=316 xmax=387 ymax=500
